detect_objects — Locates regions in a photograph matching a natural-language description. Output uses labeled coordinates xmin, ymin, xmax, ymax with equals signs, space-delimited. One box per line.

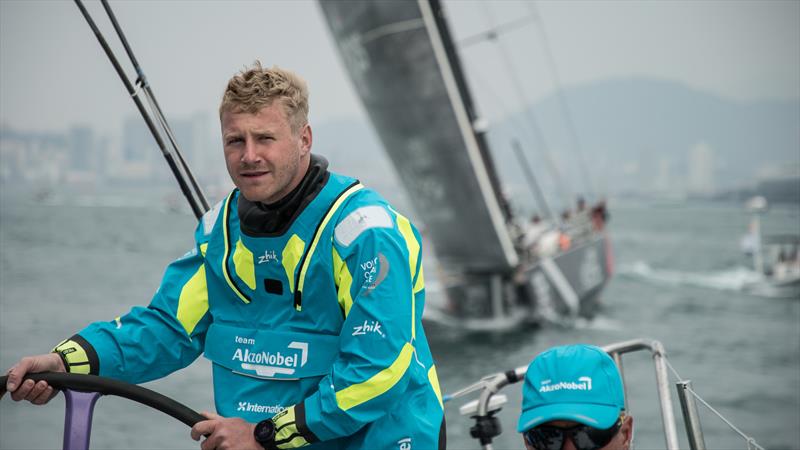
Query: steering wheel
xmin=0 ymin=373 xmax=204 ymax=450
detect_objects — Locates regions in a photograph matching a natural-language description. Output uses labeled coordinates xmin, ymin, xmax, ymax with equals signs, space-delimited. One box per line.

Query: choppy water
xmin=1 ymin=194 xmax=798 ymax=449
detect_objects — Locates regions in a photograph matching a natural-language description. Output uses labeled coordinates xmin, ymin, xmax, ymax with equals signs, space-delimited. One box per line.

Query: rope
xmin=662 ymin=358 xmax=766 ymax=450
xmin=525 ymin=2 xmax=595 ymax=198
xmin=476 ymin=1 xmax=574 ymax=210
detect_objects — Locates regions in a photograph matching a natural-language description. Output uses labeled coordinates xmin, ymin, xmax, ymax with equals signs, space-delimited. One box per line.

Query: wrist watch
xmin=253 ymin=418 xmax=277 ymax=450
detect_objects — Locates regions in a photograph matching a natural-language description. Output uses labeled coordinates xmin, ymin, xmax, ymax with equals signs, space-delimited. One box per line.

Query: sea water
xmin=1 ymin=194 xmax=798 ymax=449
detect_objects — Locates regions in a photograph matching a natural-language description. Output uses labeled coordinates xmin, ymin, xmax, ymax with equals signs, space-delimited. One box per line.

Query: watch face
xmin=255 ymin=419 xmax=276 ymax=443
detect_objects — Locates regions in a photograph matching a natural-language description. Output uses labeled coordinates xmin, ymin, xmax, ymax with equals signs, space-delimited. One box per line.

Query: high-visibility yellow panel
xmin=335 ymin=343 xmax=414 ymax=411
xmin=282 ymin=234 xmax=306 ymax=293
xmin=298 ymin=184 xmax=363 ymax=294
xmin=413 ymin=264 xmax=425 ymax=294
xmin=220 ymin=193 xmax=249 ymax=303
xmin=332 ymin=248 xmax=354 ymax=317
xmin=233 ymin=238 xmax=256 ymax=290
xmin=273 ymin=406 xmax=309 ymax=449
xmin=177 ymin=265 xmax=209 ymax=336
xmin=395 ymin=214 xmax=420 ymax=280
xmin=428 ymin=365 xmax=443 ymax=409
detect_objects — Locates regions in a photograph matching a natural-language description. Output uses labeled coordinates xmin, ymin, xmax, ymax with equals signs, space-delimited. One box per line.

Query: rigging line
xmin=458 ymin=13 xmax=536 ymax=48
xmin=663 ymin=357 xmax=766 ymax=450
xmin=527 ymin=2 xmax=596 ymax=199
xmin=661 ymin=353 xmax=684 ymax=380
xmin=428 ymin=0 xmax=516 ymax=228
xmin=100 ymin=0 xmax=209 ymax=213
xmin=478 ymin=1 xmax=574 ymax=210
xmin=74 ymin=0 xmax=207 ymax=219
xmin=140 ymin=89 xmax=196 ymax=189
xmin=685 ymin=385 xmax=766 ymax=450
xmin=460 ymin=57 xmax=560 ymax=222
xmin=512 ymin=140 xmax=555 ymax=223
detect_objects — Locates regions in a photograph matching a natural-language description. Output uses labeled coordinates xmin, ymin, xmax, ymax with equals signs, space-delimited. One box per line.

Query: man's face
xmin=221 ymin=102 xmax=311 ymax=204
xmin=522 ymin=416 xmax=633 ymax=450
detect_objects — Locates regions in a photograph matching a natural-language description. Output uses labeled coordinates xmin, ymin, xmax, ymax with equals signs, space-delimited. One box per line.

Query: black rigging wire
xmin=73 ymin=0 xmax=209 ymax=219
xmin=456 ymin=61 xmax=557 ymax=222
xmin=458 ymin=14 xmax=536 ymax=48
xmin=456 ymin=1 xmax=602 ymax=204
xmin=99 ymin=0 xmax=209 ymax=214
xmin=525 ymin=2 xmax=596 ymax=199
xmin=477 ymin=1 xmax=574 ymax=210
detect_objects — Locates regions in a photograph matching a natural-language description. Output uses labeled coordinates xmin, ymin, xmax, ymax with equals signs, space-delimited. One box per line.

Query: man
xmin=571 ymin=197 xmax=593 ymax=240
xmin=5 ymin=63 xmax=445 ymax=450
xmin=518 ymin=344 xmax=633 ymax=450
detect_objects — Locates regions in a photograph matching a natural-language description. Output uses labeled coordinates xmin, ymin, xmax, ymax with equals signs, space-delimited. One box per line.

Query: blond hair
xmin=219 ymin=61 xmax=309 ymax=133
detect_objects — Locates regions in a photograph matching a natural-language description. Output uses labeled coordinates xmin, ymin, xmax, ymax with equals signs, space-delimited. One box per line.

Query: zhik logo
xmin=352 ymin=320 xmax=385 ymax=337
xmin=258 ymin=249 xmax=279 ymax=264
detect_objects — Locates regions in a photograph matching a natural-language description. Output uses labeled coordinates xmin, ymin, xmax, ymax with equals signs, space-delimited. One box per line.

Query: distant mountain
xmin=488 ymin=77 xmax=800 ymax=204
xmin=312 ymin=77 xmax=800 ymax=214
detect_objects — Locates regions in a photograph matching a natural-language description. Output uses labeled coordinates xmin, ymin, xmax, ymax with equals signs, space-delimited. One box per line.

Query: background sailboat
xmin=318 ymin=0 xmax=612 ymax=329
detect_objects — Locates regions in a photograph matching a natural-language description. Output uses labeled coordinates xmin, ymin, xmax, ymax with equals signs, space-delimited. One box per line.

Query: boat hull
xmin=743 ymin=276 xmax=800 ymax=299
xmin=428 ymin=235 xmax=613 ymax=330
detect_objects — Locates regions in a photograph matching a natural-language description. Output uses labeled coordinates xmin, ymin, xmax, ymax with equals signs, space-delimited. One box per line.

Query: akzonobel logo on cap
xmin=539 ymin=376 xmax=593 ymax=393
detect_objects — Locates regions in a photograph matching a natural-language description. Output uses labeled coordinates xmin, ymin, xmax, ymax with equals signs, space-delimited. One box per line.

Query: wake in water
xmin=618 ymin=261 xmax=763 ymax=292
xmin=573 ymin=315 xmax=624 ymax=331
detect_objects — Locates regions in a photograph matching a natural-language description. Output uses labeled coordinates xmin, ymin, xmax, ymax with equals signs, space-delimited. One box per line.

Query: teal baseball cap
xmin=517 ymin=344 xmax=625 ymax=432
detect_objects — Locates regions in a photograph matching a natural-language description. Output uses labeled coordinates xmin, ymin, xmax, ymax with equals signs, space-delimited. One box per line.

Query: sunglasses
xmin=523 ymin=417 xmax=622 ymax=450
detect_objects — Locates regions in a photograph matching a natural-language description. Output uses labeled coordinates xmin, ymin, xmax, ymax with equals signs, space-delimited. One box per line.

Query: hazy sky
xmin=1 ymin=0 xmax=798 ymax=138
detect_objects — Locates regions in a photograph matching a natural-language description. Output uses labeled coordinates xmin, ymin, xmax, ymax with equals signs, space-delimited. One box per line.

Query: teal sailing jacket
xmin=53 ymin=172 xmax=444 ymax=449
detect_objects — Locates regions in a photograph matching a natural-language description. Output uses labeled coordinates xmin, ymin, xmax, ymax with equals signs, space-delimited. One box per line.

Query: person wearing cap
xmin=518 ymin=344 xmax=633 ymax=450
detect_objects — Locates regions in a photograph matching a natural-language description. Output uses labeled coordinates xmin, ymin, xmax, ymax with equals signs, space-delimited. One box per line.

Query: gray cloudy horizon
xmin=1 ymin=0 xmax=798 ymax=139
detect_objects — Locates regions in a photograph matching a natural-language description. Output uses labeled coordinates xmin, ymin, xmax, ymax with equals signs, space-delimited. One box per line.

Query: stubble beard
xmin=239 ymin=153 xmax=302 ymax=204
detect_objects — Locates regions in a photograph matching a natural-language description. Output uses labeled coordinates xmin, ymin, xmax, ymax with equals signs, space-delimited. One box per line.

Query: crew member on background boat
xmin=4 ymin=63 xmax=445 ymax=450
xmin=590 ymin=200 xmax=608 ymax=232
xmin=522 ymin=214 xmax=549 ymax=258
xmin=572 ymin=197 xmax=593 ymax=240
xmin=518 ymin=344 xmax=633 ymax=450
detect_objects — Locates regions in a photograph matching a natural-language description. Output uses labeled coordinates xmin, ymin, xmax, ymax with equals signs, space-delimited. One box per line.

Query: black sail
xmin=319 ymin=0 xmax=519 ymax=273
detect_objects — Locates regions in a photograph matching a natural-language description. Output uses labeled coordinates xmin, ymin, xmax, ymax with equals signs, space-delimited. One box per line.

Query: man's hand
xmin=4 ymin=353 xmax=65 ymax=404
xmin=191 ymin=411 xmax=261 ymax=450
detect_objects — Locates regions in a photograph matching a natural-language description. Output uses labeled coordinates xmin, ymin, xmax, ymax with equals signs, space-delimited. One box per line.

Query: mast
xmin=512 ymin=139 xmax=554 ymax=223
xmin=426 ymin=0 xmax=512 ymax=222
xmin=416 ymin=0 xmax=519 ymax=269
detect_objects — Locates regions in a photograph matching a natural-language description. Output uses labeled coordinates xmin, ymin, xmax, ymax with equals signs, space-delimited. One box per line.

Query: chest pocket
xmin=204 ymin=323 xmax=340 ymax=380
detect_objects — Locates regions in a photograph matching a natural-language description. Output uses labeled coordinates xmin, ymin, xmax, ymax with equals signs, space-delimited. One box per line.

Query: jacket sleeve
xmin=52 ymin=225 xmax=214 ymax=384
xmin=272 ymin=203 xmax=424 ymax=447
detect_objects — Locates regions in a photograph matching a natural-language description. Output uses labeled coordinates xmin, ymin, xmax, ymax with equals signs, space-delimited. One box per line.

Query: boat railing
xmin=1 ymin=339 xmax=767 ymax=450
xmin=445 ymin=338 xmax=766 ymax=450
